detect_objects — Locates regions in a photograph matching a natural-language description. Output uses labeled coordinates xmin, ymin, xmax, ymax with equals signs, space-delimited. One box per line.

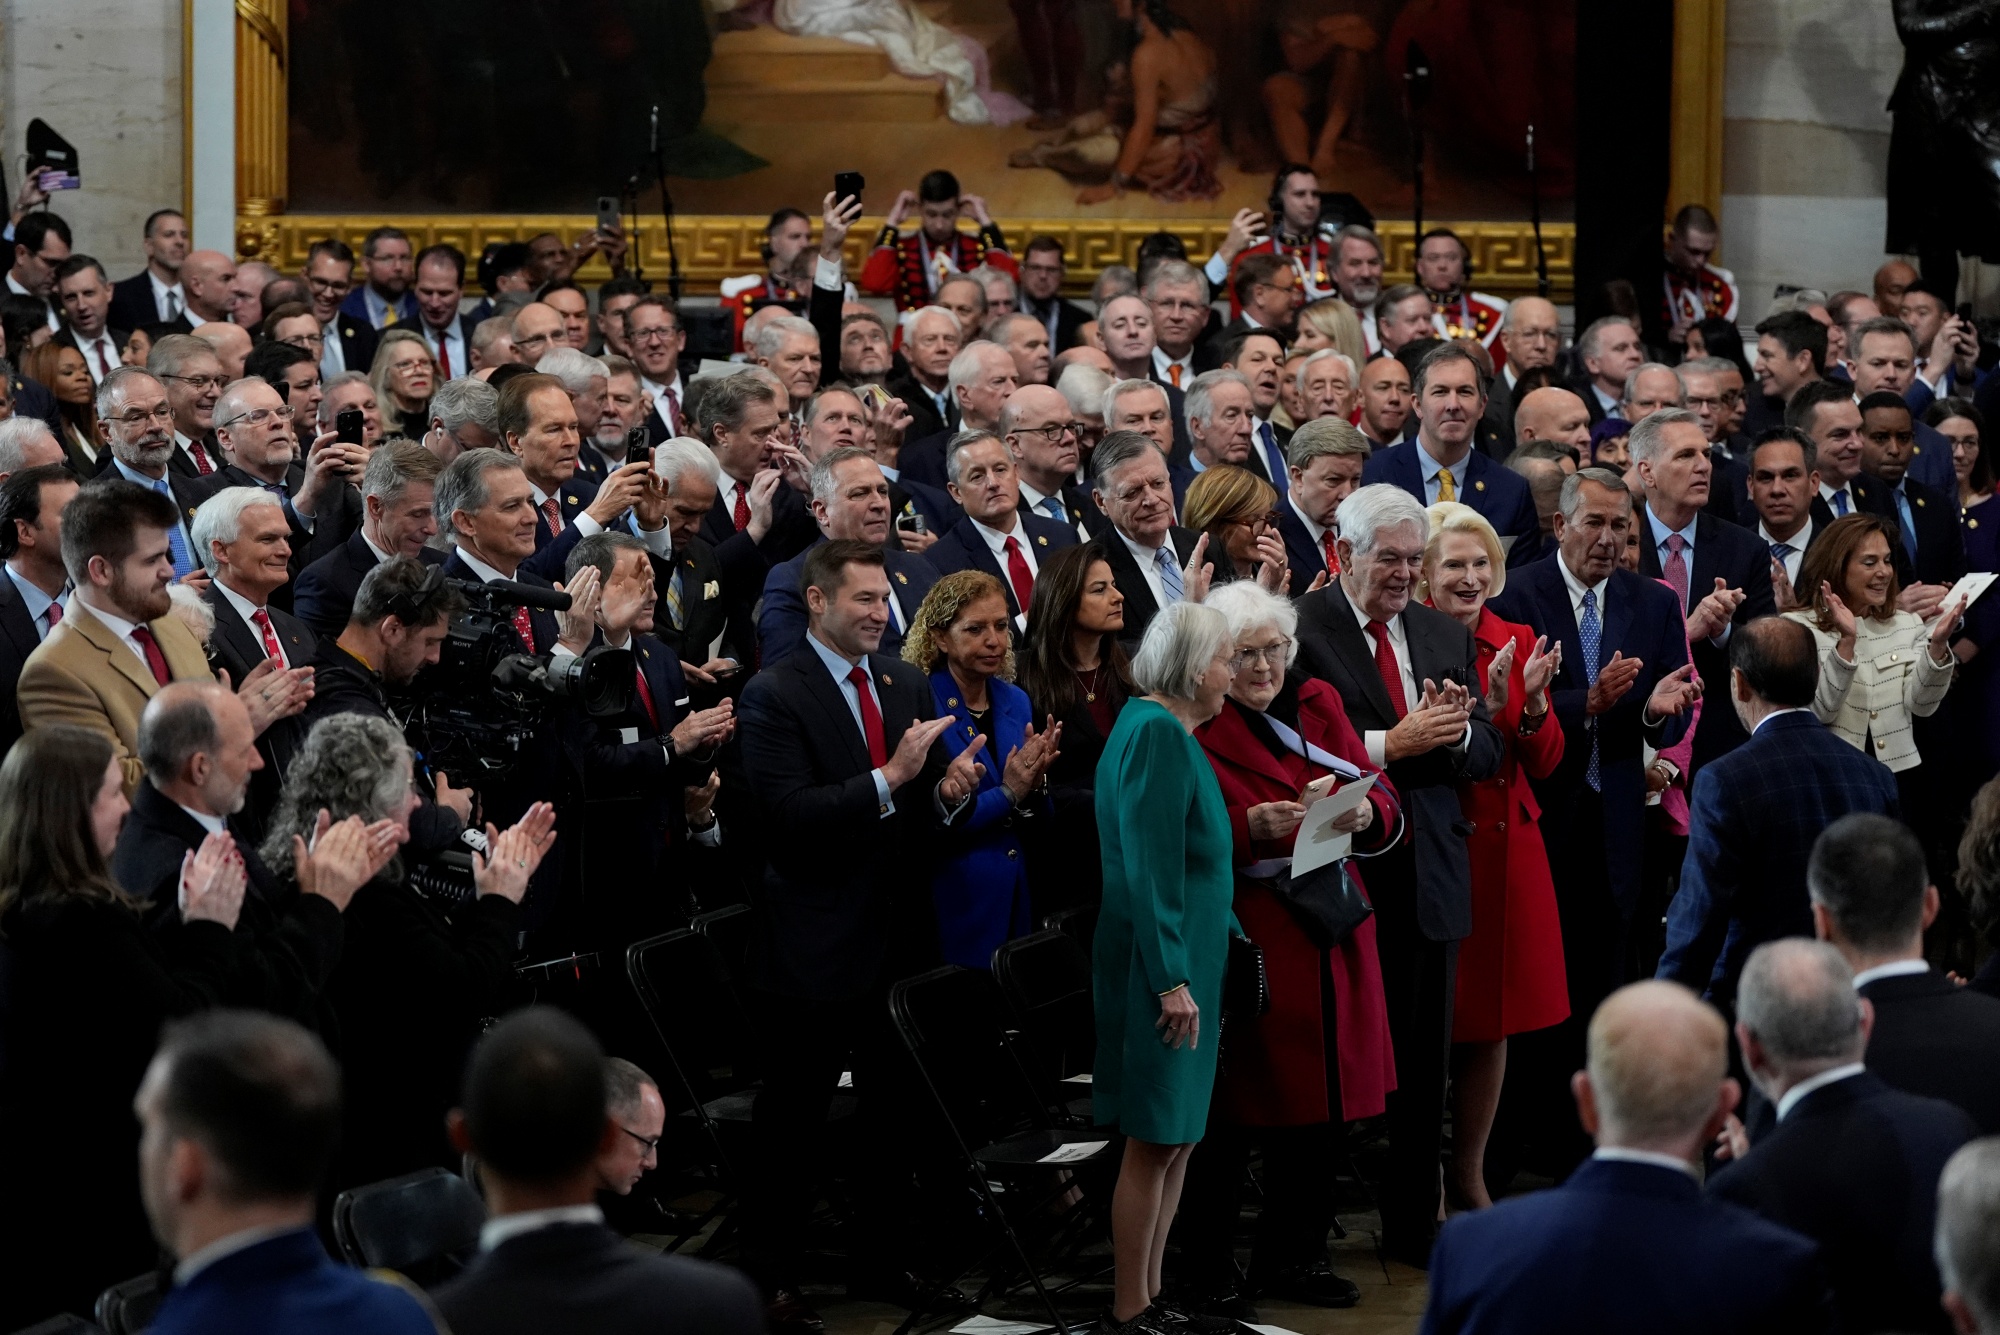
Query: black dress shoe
xmin=767 ymin=1288 xmax=825 ymax=1334
xmin=1251 ymin=1260 xmax=1361 ymax=1308
xmin=1149 ymin=1297 xmax=1242 ymax=1334
xmin=1166 ymin=1279 xmax=1259 ymax=1323
xmin=846 ymin=1269 xmax=970 ymax=1311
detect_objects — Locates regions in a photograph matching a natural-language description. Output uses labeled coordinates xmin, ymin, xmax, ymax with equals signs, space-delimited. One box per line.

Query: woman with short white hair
xmin=1095 ymin=599 xmax=1238 ymax=1335
xmin=1174 ymin=579 xmax=1401 ymax=1308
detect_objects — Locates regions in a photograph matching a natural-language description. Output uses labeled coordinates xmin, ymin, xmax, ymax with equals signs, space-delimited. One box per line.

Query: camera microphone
xmin=490 ymin=579 xmax=573 ymax=612
xmin=649 ymin=105 xmax=660 ymax=156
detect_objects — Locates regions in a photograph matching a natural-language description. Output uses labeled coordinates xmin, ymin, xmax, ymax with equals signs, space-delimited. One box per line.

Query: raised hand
xmin=1182 ymin=532 xmax=1215 ymax=604
xmin=1586 ymin=651 xmax=1643 ymax=715
xmin=1686 ymin=577 xmax=1745 ymax=642
xmin=820 ymin=190 xmax=864 ymax=261
xmin=746 ymin=468 xmax=784 ymax=542
xmin=1821 ymin=582 xmax=1858 ymax=642
xmin=1252 ymin=531 xmax=1290 ymax=593
xmin=1385 ymin=701 xmax=1470 ymax=761
xmin=881 ymin=714 xmax=955 ymax=790
xmin=1216 ymin=207 xmax=1266 ymax=267
xmin=885 ymin=189 xmax=918 ymax=228
xmin=1484 ymin=638 xmax=1517 ymax=715
xmin=555 ymin=564 xmax=602 ymax=654
xmin=1521 ymin=635 xmax=1559 ymax=703
xmin=293 ymin=811 xmax=377 ymax=912
xmin=1771 ymin=557 xmax=1799 ymax=612
xmin=1644 ymin=662 xmax=1703 ymax=720
xmin=236 ymin=658 xmax=314 ymax=735
xmin=1929 ymin=594 xmax=1968 ymax=660
xmin=180 ymin=831 xmax=247 ymax=930
xmin=940 ymin=732 xmax=988 ymax=805
xmin=472 ymin=802 xmax=557 ymax=903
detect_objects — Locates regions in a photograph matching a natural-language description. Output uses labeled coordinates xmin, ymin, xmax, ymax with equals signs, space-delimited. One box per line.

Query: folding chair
xmin=1040 ymin=903 xmax=1097 ymax=960
xmin=891 ymin=965 xmax=1120 ymax=1335
xmin=693 ymin=903 xmax=754 ymax=979
xmin=991 ymin=929 xmax=1095 ymax=1126
xmin=331 ymin=1166 xmax=485 ymax=1287
xmin=92 ymin=1272 xmax=160 ymax=1335
xmin=14 ymin=1316 xmax=105 ymax=1335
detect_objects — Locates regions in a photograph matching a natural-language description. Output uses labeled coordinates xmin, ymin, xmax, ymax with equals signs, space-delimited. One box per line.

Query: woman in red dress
xmin=1421 ymin=501 xmax=1568 ymax=1210
xmin=1176 ymin=581 xmax=1401 ymax=1312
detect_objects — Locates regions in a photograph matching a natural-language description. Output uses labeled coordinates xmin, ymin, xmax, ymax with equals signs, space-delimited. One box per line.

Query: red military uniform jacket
xmin=1662 ymin=258 xmax=1740 ymax=330
xmin=859 ymin=224 xmax=1015 ymax=311
xmin=1226 ymin=228 xmax=1339 ymax=319
xmin=1429 ymin=286 xmax=1509 ymax=369
xmin=721 ymin=272 xmax=808 ymax=352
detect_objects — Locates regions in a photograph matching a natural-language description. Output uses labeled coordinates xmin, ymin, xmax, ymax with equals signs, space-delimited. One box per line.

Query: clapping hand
xmin=1771 ymin=557 xmax=1800 ymax=612
xmin=472 ymin=802 xmax=558 ymax=903
xmin=1586 ymin=651 xmax=1643 ymax=715
xmin=1384 ymin=678 xmax=1470 ymax=762
xmin=1928 ymin=593 xmax=1968 ymax=660
xmin=1644 ymin=662 xmax=1702 ymax=720
xmin=1484 ymin=638 xmax=1517 ymax=714
xmin=1000 ymin=717 xmax=1063 ymax=800
xmin=881 ymin=715 xmax=955 ymax=790
xmin=230 ymin=659 xmax=314 ymax=735
xmin=1686 ymin=577 xmax=1745 ymax=643
xmin=1821 ymin=581 xmax=1859 ymax=644
xmin=670 ymin=700 xmax=736 ymax=757
xmin=180 ymin=831 xmax=247 ymax=930
xmin=1521 ymin=635 xmax=1559 ymax=704
xmin=292 ymin=808 xmax=403 ymax=912
xmin=555 ymin=565 xmax=602 ymax=655
xmin=1899 ymin=582 xmax=1950 ymax=621
xmin=940 ymin=733 xmax=988 ymax=806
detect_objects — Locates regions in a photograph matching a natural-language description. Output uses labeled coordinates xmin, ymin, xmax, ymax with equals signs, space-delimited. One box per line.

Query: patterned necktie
xmin=1156 ymin=545 xmax=1184 ymax=603
xmin=1436 ymin=467 xmax=1457 ymax=502
xmin=250 ymin=608 xmax=285 ymax=665
xmin=93 ymin=339 xmax=113 ymax=379
xmin=1663 ymin=533 xmax=1690 ymax=612
xmin=1003 ymin=535 xmax=1034 ymax=612
xmin=130 ymin=625 xmax=170 ymax=687
xmin=165 ymin=290 xmax=182 ymax=323
xmin=1261 ymin=424 xmax=1289 ymax=496
xmin=732 ymin=484 xmax=751 ymax=532
xmin=848 ymin=664 xmax=887 ymax=768
xmin=1579 ymin=587 xmax=1603 ymax=792
xmin=1770 ymin=541 xmax=1794 ymax=564
xmin=153 ymin=479 xmax=194 ymax=576
xmin=1039 ymin=495 xmax=1066 ymax=524
xmin=1893 ymin=485 xmax=1919 ymax=562
xmin=44 ymin=598 xmax=61 ymax=633
xmin=541 ymin=498 xmax=564 ymax=537
xmin=511 ymin=605 xmax=537 ymax=653
xmin=664 ymin=386 xmax=681 ymax=436
xmin=665 ymin=566 xmax=685 ymax=630
xmin=187 ymin=438 xmax=215 ymax=476
xmin=1365 ymin=620 xmax=1409 ymax=718
xmin=1322 ymin=530 xmax=1340 ymax=575
xmin=380 ymin=300 xmax=399 ymax=328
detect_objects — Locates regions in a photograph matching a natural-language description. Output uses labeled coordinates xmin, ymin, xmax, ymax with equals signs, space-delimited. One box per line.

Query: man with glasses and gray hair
xmin=1294 ymin=482 xmax=1502 ymax=1267
xmin=1002 ymin=382 xmax=1094 ymax=537
xmin=195 ymin=377 xmax=368 ymax=609
xmin=146 ymin=332 xmax=228 ymax=477
xmin=97 ymin=367 xmax=211 ymax=585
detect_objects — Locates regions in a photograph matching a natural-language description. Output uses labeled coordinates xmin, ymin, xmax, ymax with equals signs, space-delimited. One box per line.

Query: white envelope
xmin=1291 ymin=774 xmax=1378 ymax=877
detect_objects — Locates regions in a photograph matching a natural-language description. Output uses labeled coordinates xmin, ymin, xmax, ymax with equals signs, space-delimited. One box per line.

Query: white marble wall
xmin=2 ymin=0 xmax=183 ymax=275
xmin=1719 ymin=0 xmax=1903 ymax=316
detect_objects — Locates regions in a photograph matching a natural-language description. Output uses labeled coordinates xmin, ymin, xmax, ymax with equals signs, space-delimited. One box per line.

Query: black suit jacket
xmin=1861 ymin=967 xmax=2000 ymax=1135
xmin=699 ymin=477 xmax=818 ymax=569
xmin=108 ymin=271 xmax=193 ymax=334
xmin=0 ymin=569 xmax=48 ymax=758
xmin=651 ymin=535 xmax=750 ymax=680
xmin=1637 ymin=507 xmax=1775 ymax=771
xmin=434 ymin=1222 xmax=763 ymax=1335
xmin=1098 ymin=524 xmax=1231 ymax=650
xmin=333 ymin=313 xmax=380 ymax=382
xmin=202 ymin=586 xmax=317 ymax=840
xmin=1879 ymin=474 xmax=1967 ymax=588
xmin=896 ymin=427 xmax=956 ymax=491
xmin=736 ymin=647 xmax=957 ymax=999
xmin=1709 ymin=1071 xmax=1973 ymax=1335
xmin=191 ymin=465 xmax=363 ymax=611
xmin=1275 ymin=503 xmax=1332 ymax=596
xmin=1292 ymin=582 xmax=1504 ymax=941
xmin=926 ymin=511 xmax=1081 ymax=621
xmin=292 ymin=530 xmax=446 ymax=639
xmin=886 ymin=371 xmax=956 ymax=443
xmin=1023 ymin=295 xmax=1093 ymax=352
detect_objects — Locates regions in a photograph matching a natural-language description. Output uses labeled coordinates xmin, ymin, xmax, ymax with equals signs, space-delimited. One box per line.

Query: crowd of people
xmin=2 ymin=159 xmax=2000 ymax=1335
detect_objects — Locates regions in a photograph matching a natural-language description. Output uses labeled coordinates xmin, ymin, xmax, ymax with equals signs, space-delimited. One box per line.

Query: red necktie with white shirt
xmin=250 ymin=608 xmax=286 ymax=666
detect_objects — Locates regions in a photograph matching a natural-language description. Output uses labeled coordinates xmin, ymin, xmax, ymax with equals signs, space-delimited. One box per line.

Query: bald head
xmin=1514 ymin=386 xmax=1592 ymax=454
xmin=1581 ymin=981 xmax=1733 ymax=1157
xmin=1500 ymin=296 xmax=1561 ymax=372
xmin=181 ymin=250 xmax=239 ymax=325
xmin=1055 ymin=345 xmax=1115 ymax=377
xmin=999 ymin=382 xmax=1071 ymax=435
xmin=510 ymin=303 xmax=569 ymax=361
xmin=193 ymin=321 xmax=253 ymax=380
xmin=1735 ymin=938 xmax=1867 ymax=1096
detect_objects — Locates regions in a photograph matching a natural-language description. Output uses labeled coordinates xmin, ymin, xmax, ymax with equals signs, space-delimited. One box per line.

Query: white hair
xmin=535 ymin=347 xmax=608 ymax=394
xmin=1334 ymin=483 xmax=1429 ymax=559
xmin=1937 ymin=1139 xmax=2000 ymax=1332
xmin=901 ymin=305 xmax=962 ymax=341
xmin=1204 ymin=581 xmax=1299 ymax=669
xmin=1056 ymin=364 xmax=1113 ymax=420
xmin=1106 ymin=377 xmax=1169 ymax=421
xmin=1183 ymin=369 xmax=1249 ymax=430
xmin=947 ymin=340 xmax=1009 ymax=399
xmin=751 ymin=314 xmax=819 ymax=361
xmin=0 ymin=418 xmax=59 ymax=475
xmin=1622 ymin=362 xmax=1686 ymax=413
xmin=1297 ymin=348 xmax=1357 ymax=398
xmin=1129 ymin=600 xmax=1231 ymax=701
xmin=652 ymin=436 xmax=723 ymax=492
xmin=190 ymin=486 xmax=287 ymax=576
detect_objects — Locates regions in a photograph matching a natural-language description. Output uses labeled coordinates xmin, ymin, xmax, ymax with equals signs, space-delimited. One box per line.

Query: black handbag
xmin=1268 ymin=859 xmax=1374 ymax=949
xmin=1222 ymin=932 xmax=1269 ymax=1019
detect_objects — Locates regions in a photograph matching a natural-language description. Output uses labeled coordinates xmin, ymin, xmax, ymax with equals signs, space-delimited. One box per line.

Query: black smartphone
xmin=335 ymin=407 xmax=364 ymax=446
xmin=625 ymin=424 xmax=652 ymax=457
xmin=834 ymin=171 xmax=865 ymax=207
xmin=1960 ymin=302 xmax=1976 ymax=323
xmin=597 ymin=196 xmax=621 ymax=233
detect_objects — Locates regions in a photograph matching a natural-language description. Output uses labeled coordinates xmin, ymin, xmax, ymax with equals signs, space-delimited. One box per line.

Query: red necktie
xmin=665 ymin=386 xmax=681 ymax=436
xmin=94 ymin=339 xmax=113 ymax=379
xmin=847 ymin=664 xmax=887 ymax=769
xmin=732 ymin=486 xmax=751 ymax=532
xmin=436 ymin=337 xmax=451 ymax=379
xmin=187 ymin=438 xmax=215 ymax=476
xmin=44 ymin=599 xmax=61 ymax=629
xmin=250 ymin=608 xmax=286 ymax=666
xmin=511 ymin=605 xmax=537 ymax=653
xmin=541 ymin=498 xmax=564 ymax=537
xmin=634 ymin=665 xmax=661 ymax=732
xmin=1663 ymin=533 xmax=1690 ymax=612
xmin=1003 ymin=535 xmax=1034 ymax=612
xmin=130 ymin=624 xmax=170 ymax=687
xmin=1322 ymin=530 xmax=1340 ymax=575
xmin=1365 ymin=620 xmax=1409 ymax=719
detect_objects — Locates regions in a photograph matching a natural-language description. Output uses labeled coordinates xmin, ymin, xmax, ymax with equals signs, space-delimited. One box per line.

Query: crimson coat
xmin=1451 ymin=606 xmax=1570 ymax=1043
xmin=1196 ymin=678 xmax=1400 ymax=1125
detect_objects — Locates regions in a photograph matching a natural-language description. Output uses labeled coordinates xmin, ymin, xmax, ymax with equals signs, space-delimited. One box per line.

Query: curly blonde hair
xmin=903 ymin=569 xmax=1016 ymax=678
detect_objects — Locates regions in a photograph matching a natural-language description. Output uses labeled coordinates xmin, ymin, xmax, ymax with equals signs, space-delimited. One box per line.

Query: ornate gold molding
xmin=236 ymin=214 xmax=1578 ymax=301
xmin=234 ymin=0 xmax=287 ymax=215
xmin=1669 ymin=0 xmax=1728 ymax=234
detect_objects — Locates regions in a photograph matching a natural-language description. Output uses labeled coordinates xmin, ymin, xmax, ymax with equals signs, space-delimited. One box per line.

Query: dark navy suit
xmin=148 ymin=1227 xmax=441 ymax=1335
xmin=925 ymin=511 xmax=1080 ymax=622
xmin=1275 ymin=502 xmax=1331 ymax=597
xmin=1420 ymin=1157 xmax=1831 ymax=1335
xmin=1637 ymin=508 xmax=1775 ymax=771
xmin=758 ymin=539 xmax=939 ymax=666
xmin=1362 ymin=441 xmax=1540 ymax=566
xmin=292 ymin=530 xmax=446 ymax=639
xmin=1708 ymin=1071 xmax=1973 ymax=1335
xmin=517 ymin=473 xmax=600 ymax=582
xmin=1656 ymin=711 xmax=1899 ymax=1010
xmin=0 ymin=568 xmax=51 ymax=758
xmin=1860 ymin=967 xmax=2000 ymax=1135
xmin=926 ymin=668 xmax=1040 ymax=969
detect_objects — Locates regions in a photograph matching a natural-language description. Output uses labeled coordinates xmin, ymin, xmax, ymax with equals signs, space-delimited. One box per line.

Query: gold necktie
xmin=1437 ymin=469 xmax=1457 ymax=502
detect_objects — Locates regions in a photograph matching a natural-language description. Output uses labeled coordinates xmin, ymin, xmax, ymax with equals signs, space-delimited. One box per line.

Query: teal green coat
xmin=1092 ymin=698 xmax=1235 ymax=1145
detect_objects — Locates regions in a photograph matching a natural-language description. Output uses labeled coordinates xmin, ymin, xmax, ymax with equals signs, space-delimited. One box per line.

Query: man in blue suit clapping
xmin=1421 ymin=980 xmax=1832 ymax=1335
xmin=139 ymin=1011 xmax=445 ymax=1335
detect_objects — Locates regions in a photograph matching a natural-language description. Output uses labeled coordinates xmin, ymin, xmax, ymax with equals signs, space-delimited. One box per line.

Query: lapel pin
xmin=896 ymin=571 xmax=908 ymax=583
xmin=1475 ymin=480 xmax=1486 ymax=492
xmin=1036 ymin=535 xmax=1048 ymax=546
xmin=948 ymin=697 xmax=958 ymax=707
xmin=880 ymin=673 xmax=892 ymax=686
xmin=1915 ymin=497 xmax=1926 ymax=507
xmin=567 ymin=494 xmax=579 ymax=506
xmin=641 ymin=648 xmax=650 ymax=659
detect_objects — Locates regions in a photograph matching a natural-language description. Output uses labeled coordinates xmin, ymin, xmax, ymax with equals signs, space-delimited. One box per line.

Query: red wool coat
xmin=1196 ymin=679 xmax=1399 ymax=1125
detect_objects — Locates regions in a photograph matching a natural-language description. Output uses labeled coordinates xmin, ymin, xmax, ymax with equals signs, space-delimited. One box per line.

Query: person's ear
xmin=1731 ymin=666 xmax=1751 ymax=703
xmin=805 ymin=585 xmax=827 ymax=617
xmin=446 ymin=1108 xmax=473 ymax=1155
xmin=1571 ymin=1070 xmax=1599 ymax=1136
xmin=1810 ymin=900 xmax=1833 ymax=941
xmin=1923 ymin=883 xmax=1941 ymax=930
xmin=1857 ymin=996 xmax=1875 ymax=1045
xmin=168 ymin=1137 xmax=206 ymax=1205
xmin=596 ymin=1116 xmax=620 ymax=1155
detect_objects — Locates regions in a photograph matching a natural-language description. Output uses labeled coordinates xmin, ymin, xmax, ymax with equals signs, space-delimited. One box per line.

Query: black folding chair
xmin=891 ymin=966 xmax=1120 ymax=1335
xmin=1040 ymin=904 xmax=1097 ymax=960
xmin=15 ymin=1317 xmax=105 ymax=1335
xmin=693 ymin=903 xmax=754 ymax=979
xmin=625 ymin=926 xmax=856 ymax=1253
xmin=331 ymin=1166 xmax=485 ymax=1287
xmin=992 ymin=929 xmax=1094 ymax=1126
xmin=91 ymin=1273 xmax=159 ymax=1335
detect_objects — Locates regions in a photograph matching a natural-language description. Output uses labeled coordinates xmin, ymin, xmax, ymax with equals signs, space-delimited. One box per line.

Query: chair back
xmin=890 ymin=965 xmax=1054 ymax=1157
xmin=992 ymin=928 xmax=1095 ymax=1094
xmin=693 ymin=903 xmax=755 ymax=981
xmin=1041 ymin=903 xmax=1097 ymax=959
xmin=331 ymin=1166 xmax=486 ymax=1284
xmin=93 ymin=1272 xmax=161 ymax=1335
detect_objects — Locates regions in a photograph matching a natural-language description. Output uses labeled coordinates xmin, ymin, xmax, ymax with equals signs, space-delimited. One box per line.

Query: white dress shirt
xmin=1775 ymin=1063 xmax=1867 ymax=1122
xmin=1346 ymin=595 xmax=1424 ymax=766
xmin=807 ymin=629 xmax=898 ymax=816
xmin=1759 ymin=517 xmax=1813 ymax=589
xmin=479 ymin=1204 xmax=604 ymax=1253
xmin=1556 ymin=552 xmax=1612 ymax=636
xmin=6 ymin=273 xmax=57 ymax=331
xmin=1151 ymin=345 xmax=1195 ymax=390
xmin=319 ymin=319 xmax=348 ymax=380
xmin=72 ymin=329 xmax=123 ymax=383
xmin=1590 ymin=383 xmax=1621 ymax=418
xmin=1288 ymin=494 xmax=1331 ymax=549
xmin=1115 ymin=526 xmax=1172 ymax=611
xmin=1819 ymin=479 xmax=1858 ymax=518
xmin=149 ymin=271 xmax=187 ymax=324
xmin=76 ymin=598 xmax=164 ymax=679
xmin=5 ymin=562 xmax=65 ymax=640
xmin=641 ymin=373 xmax=686 ymax=433
xmin=214 ymin=578 xmax=288 ymax=668
xmin=423 ymin=320 xmax=467 ymax=381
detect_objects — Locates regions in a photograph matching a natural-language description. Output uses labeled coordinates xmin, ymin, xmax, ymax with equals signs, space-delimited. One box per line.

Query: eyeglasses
xmin=110 ymin=404 xmax=175 ymax=426
xmin=305 ymin=276 xmax=349 ymax=294
xmin=1229 ymin=638 xmax=1293 ymax=670
xmin=629 ymin=326 xmax=680 ymax=344
xmin=617 ymin=1124 xmax=661 ymax=1156
xmin=162 ymin=373 xmax=228 ymax=392
xmin=216 ymin=405 xmax=294 ymax=429
xmin=1007 ymin=421 xmax=1079 ymax=444
xmin=282 ymin=331 xmax=326 ymax=351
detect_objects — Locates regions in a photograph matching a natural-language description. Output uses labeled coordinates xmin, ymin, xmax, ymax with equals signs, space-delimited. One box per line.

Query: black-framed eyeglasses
xmin=617 ymin=1124 xmax=661 ymax=1156
xmin=1007 ymin=421 xmax=1078 ymax=444
xmin=162 ymin=373 xmax=228 ymax=392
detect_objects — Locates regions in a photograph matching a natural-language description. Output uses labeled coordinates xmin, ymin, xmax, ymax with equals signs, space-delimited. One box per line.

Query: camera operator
xmin=301 ymin=556 xmax=471 ymax=855
xmin=561 ymin=531 xmax=735 ymax=939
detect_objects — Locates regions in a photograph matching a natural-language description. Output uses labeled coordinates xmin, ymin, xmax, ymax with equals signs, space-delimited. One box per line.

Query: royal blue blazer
xmin=929 ymin=668 xmax=1042 ymax=968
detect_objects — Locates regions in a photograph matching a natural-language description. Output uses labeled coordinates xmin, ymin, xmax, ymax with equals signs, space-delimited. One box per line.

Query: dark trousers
xmin=743 ymin=987 xmax=921 ymax=1291
xmin=1369 ymin=845 xmax=1457 ymax=1256
xmin=1176 ymin=1121 xmax=1344 ymax=1283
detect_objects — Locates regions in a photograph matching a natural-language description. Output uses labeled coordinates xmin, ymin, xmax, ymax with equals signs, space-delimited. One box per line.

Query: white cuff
xmin=815 ymin=255 xmax=845 ymax=292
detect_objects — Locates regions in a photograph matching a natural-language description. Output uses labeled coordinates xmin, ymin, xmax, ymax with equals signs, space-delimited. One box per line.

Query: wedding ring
xmin=515 ymin=857 xmax=529 ymax=869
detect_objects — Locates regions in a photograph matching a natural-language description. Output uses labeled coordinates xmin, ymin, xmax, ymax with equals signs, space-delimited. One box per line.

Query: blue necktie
xmin=1770 ymin=541 xmax=1794 ymax=564
xmin=1579 ymin=587 xmax=1603 ymax=793
xmin=1893 ymin=484 xmax=1919 ymax=562
xmin=1038 ymin=495 xmax=1066 ymax=524
xmin=1833 ymin=489 xmax=1850 ymax=517
xmin=1260 ymin=423 xmax=1289 ymax=496
xmin=1157 ymin=546 xmax=1184 ymax=604
xmin=152 ymin=478 xmax=193 ymax=577
xmin=261 ymin=481 xmax=303 ymax=533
